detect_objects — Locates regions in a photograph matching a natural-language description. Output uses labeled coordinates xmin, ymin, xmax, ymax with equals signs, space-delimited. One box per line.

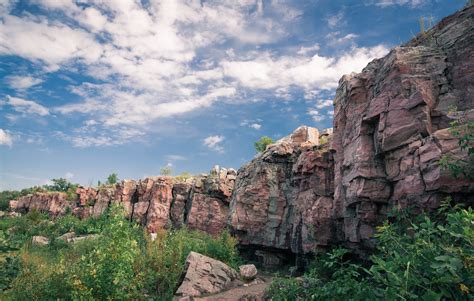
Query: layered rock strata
xmin=228 ymin=5 xmax=473 ymax=258
xmin=10 ymin=166 xmax=236 ymax=236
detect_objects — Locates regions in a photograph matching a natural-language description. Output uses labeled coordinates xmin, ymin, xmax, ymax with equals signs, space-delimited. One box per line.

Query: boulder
xmin=57 ymin=232 xmax=76 ymax=242
xmin=32 ymin=236 xmax=50 ymax=246
xmin=239 ymin=264 xmax=258 ymax=281
xmin=174 ymin=252 xmax=241 ymax=298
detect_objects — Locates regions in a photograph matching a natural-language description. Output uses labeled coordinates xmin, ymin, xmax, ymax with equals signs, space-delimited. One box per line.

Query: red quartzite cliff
xmin=228 ymin=5 xmax=473 ymax=258
xmin=8 ymin=6 xmax=474 ymax=260
xmin=10 ymin=166 xmax=236 ymax=236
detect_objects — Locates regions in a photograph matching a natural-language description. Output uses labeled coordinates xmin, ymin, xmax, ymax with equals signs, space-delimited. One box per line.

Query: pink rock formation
xmin=10 ymin=167 xmax=236 ymax=236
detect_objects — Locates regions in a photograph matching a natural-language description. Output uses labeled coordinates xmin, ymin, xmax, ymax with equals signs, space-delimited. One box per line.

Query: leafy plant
xmin=255 ymin=136 xmax=274 ymax=153
xmin=160 ymin=166 xmax=173 ymax=176
xmin=268 ymin=202 xmax=474 ymax=300
xmin=106 ymin=172 xmax=119 ymax=185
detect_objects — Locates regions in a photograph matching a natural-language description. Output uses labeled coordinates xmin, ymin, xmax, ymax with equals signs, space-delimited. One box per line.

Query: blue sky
xmin=0 ymin=0 xmax=466 ymax=190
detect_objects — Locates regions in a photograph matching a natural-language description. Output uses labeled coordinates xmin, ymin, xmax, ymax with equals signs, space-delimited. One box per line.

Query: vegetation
xmin=439 ymin=109 xmax=473 ymax=179
xmin=0 ymin=205 xmax=240 ymax=300
xmin=160 ymin=166 xmax=173 ymax=176
xmin=254 ymin=136 xmax=274 ymax=153
xmin=106 ymin=172 xmax=119 ymax=185
xmin=268 ymin=202 xmax=473 ymax=300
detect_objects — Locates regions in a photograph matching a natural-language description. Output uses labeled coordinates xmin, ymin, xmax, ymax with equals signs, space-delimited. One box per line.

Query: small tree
xmin=254 ymin=136 xmax=274 ymax=153
xmin=160 ymin=166 xmax=172 ymax=176
xmin=106 ymin=173 xmax=119 ymax=185
xmin=46 ymin=178 xmax=72 ymax=192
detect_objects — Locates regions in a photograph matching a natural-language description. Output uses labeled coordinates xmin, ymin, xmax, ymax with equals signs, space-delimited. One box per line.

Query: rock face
xmin=228 ymin=5 xmax=473 ymax=258
xmin=229 ymin=127 xmax=335 ymax=256
xmin=332 ymin=5 xmax=474 ymax=250
xmin=174 ymin=251 xmax=240 ymax=298
xmin=10 ymin=166 xmax=236 ymax=236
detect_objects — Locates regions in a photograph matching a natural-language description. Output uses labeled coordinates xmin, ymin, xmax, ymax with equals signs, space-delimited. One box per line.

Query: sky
xmin=0 ymin=0 xmax=466 ymax=190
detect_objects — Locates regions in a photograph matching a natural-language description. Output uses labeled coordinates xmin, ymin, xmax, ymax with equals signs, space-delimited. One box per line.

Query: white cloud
xmin=222 ymin=45 xmax=388 ymax=91
xmin=5 ymin=75 xmax=43 ymax=90
xmin=327 ymin=11 xmax=344 ymax=28
xmin=4 ymin=95 xmax=49 ymax=116
xmin=166 ymin=155 xmax=187 ymax=161
xmin=249 ymin=123 xmax=262 ymax=130
xmin=315 ymin=99 xmax=333 ymax=109
xmin=203 ymin=135 xmax=225 ymax=153
xmin=0 ymin=129 xmax=13 ymax=146
xmin=372 ymin=0 xmax=428 ymax=7
xmin=308 ymin=109 xmax=325 ymax=122
xmin=297 ymin=44 xmax=320 ymax=55
xmin=64 ymin=172 xmax=74 ymax=179
xmin=0 ymin=1 xmax=389 ymax=147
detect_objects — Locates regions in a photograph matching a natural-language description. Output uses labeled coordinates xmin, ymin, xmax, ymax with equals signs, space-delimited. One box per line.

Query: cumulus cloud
xmin=249 ymin=123 xmax=262 ymax=130
xmin=203 ymin=135 xmax=225 ymax=153
xmin=64 ymin=172 xmax=74 ymax=179
xmin=0 ymin=1 xmax=389 ymax=147
xmin=0 ymin=129 xmax=13 ymax=146
xmin=221 ymin=45 xmax=388 ymax=91
xmin=3 ymin=95 xmax=49 ymax=116
xmin=5 ymin=75 xmax=43 ymax=90
xmin=308 ymin=109 xmax=325 ymax=122
xmin=315 ymin=99 xmax=333 ymax=109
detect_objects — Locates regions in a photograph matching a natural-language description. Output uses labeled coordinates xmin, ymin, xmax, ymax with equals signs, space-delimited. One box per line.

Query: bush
xmin=255 ymin=136 xmax=274 ymax=153
xmin=268 ymin=202 xmax=474 ymax=300
xmin=106 ymin=172 xmax=119 ymax=185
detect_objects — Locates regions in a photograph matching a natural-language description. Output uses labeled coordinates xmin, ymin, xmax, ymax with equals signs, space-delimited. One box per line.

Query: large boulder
xmin=174 ymin=252 xmax=241 ymax=298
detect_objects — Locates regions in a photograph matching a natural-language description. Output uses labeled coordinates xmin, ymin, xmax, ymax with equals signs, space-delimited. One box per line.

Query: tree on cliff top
xmin=106 ymin=173 xmax=119 ymax=185
xmin=254 ymin=136 xmax=274 ymax=153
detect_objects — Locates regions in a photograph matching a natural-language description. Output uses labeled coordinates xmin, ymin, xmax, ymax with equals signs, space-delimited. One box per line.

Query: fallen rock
xmin=32 ymin=236 xmax=50 ymax=246
xmin=70 ymin=234 xmax=99 ymax=243
xmin=239 ymin=264 xmax=258 ymax=281
xmin=57 ymin=232 xmax=76 ymax=242
xmin=174 ymin=252 xmax=241 ymax=298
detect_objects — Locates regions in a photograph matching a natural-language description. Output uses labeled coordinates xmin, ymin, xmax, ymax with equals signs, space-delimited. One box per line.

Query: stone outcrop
xmin=332 ymin=4 xmax=473 ymax=250
xmin=10 ymin=166 xmax=236 ymax=236
xmin=228 ymin=5 xmax=473 ymax=259
xmin=174 ymin=251 xmax=241 ymax=298
xmin=229 ymin=126 xmax=335 ymax=256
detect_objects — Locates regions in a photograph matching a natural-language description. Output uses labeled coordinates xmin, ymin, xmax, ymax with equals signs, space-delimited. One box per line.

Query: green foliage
xmin=255 ymin=136 xmax=274 ymax=153
xmin=0 ymin=187 xmax=45 ymax=211
xmin=439 ymin=108 xmax=473 ymax=179
xmin=106 ymin=172 xmax=119 ymax=185
xmin=268 ymin=202 xmax=474 ymax=300
xmin=175 ymin=171 xmax=192 ymax=182
xmin=160 ymin=166 xmax=173 ymax=176
xmin=319 ymin=135 xmax=329 ymax=145
xmin=0 ymin=206 xmax=240 ymax=300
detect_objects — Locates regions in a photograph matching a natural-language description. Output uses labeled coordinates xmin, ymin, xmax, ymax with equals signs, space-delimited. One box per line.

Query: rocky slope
xmin=8 ymin=5 xmax=473 ymax=264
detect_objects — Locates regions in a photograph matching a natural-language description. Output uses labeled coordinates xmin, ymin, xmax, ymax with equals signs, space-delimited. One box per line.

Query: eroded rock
xmin=174 ymin=252 xmax=241 ymax=298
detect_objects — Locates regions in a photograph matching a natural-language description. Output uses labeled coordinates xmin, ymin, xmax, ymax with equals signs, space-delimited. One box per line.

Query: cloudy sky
xmin=0 ymin=0 xmax=465 ymax=189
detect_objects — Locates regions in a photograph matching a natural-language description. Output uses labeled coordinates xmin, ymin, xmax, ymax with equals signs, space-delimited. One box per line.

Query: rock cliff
xmin=8 ymin=5 xmax=473 ymax=263
xmin=228 ymin=5 xmax=473 ymax=259
xmin=10 ymin=166 xmax=236 ymax=236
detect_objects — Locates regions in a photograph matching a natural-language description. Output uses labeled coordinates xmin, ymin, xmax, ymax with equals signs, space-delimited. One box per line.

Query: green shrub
xmin=268 ymin=202 xmax=474 ymax=300
xmin=1 ymin=205 xmax=241 ymax=300
xmin=255 ymin=136 xmax=274 ymax=153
